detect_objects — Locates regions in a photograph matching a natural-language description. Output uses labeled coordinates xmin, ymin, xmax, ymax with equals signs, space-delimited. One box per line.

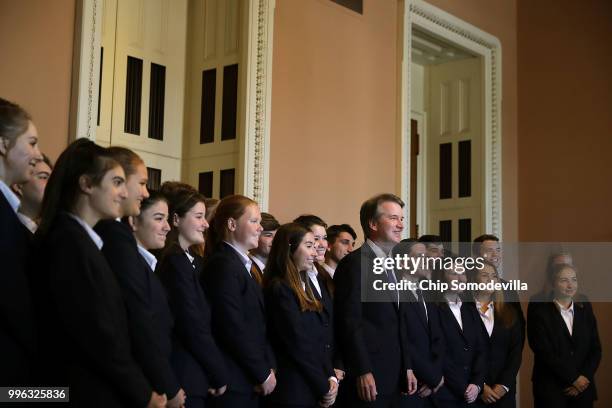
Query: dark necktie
xmin=250 ymin=262 xmax=263 ymax=286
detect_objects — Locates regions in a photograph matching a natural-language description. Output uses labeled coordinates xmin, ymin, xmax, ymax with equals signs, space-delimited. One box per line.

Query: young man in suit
xmin=334 ymin=193 xmax=417 ymax=407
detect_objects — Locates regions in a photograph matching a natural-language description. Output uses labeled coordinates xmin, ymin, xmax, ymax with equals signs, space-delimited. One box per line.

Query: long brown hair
xmin=469 ymin=261 xmax=516 ymax=328
xmin=263 ymin=223 xmax=322 ymax=312
xmin=160 ymin=187 xmax=206 ymax=261
xmin=205 ymin=194 xmax=257 ymax=258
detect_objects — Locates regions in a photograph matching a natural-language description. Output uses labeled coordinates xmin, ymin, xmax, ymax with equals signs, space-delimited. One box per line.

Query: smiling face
xmin=553 ymin=266 xmax=578 ymax=300
xmin=292 ymin=231 xmax=317 ymax=272
xmin=15 ymin=158 xmax=51 ymax=213
xmin=1 ymin=121 xmax=41 ymax=184
xmin=480 ymin=240 xmax=502 ymax=267
xmin=310 ymin=224 xmax=328 ymax=262
xmin=175 ymin=201 xmax=208 ymax=247
xmin=370 ymin=201 xmax=404 ymax=245
xmin=474 ymin=263 xmax=498 ymax=298
xmin=87 ymin=165 xmax=128 ymax=220
xmin=229 ymin=204 xmax=262 ymax=251
xmin=134 ymin=200 xmax=170 ymax=250
xmin=121 ymin=162 xmax=149 ymax=217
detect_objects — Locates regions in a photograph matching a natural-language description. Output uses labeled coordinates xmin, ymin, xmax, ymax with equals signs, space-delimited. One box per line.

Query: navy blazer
xmin=200 ymin=242 xmax=275 ymax=394
xmin=158 ymin=247 xmax=228 ymax=397
xmin=33 ymin=213 xmax=152 ymax=407
xmin=95 ymin=219 xmax=180 ymax=398
xmin=467 ymin=300 xmax=523 ymax=408
xmin=333 ymin=244 xmax=411 ymax=397
xmin=435 ymin=299 xmax=487 ymax=402
xmin=264 ymin=280 xmax=335 ymax=405
xmin=400 ymin=289 xmax=444 ymax=389
xmin=528 ymin=296 xmax=601 ymax=405
xmin=0 ymin=191 xmax=35 ymax=384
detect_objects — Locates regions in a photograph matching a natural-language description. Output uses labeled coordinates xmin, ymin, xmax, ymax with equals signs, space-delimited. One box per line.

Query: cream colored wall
xmin=0 ymin=0 xmax=76 ymax=162
xmin=268 ymin=0 xmax=400 ymax=234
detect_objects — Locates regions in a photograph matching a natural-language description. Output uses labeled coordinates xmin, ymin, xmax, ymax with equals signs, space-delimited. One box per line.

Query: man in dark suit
xmin=393 ymin=240 xmax=445 ymax=408
xmin=334 ymin=193 xmax=417 ymax=407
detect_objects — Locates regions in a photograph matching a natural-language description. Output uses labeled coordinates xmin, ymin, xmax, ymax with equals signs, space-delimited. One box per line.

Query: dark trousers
xmin=186 ymin=396 xmax=207 ymax=408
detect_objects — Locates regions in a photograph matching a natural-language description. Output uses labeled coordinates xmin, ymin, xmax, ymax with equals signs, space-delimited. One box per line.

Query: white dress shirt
xmin=476 ymin=300 xmax=495 ymax=337
xmin=137 ymin=244 xmax=158 ymax=272
xmin=307 ymin=266 xmax=322 ymax=297
xmin=68 ymin=213 xmax=103 ymax=250
xmin=367 ymin=239 xmax=399 ymax=305
xmin=445 ymin=295 xmax=463 ymax=330
xmin=0 ymin=180 xmax=20 ymax=213
xmin=224 ymin=241 xmax=253 ymax=277
xmin=17 ymin=212 xmax=38 ymax=233
xmin=554 ymin=299 xmax=574 ymax=335
xmin=251 ymin=254 xmax=266 ymax=273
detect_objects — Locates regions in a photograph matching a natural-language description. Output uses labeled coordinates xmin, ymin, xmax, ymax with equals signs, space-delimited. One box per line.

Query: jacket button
xmin=464 ymin=347 xmax=469 ymax=351
xmin=325 ymin=344 xmax=331 ymax=349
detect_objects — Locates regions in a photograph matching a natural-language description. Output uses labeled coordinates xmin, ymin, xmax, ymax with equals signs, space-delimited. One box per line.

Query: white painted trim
xmin=401 ymin=0 xmax=503 ymax=239
xmin=70 ymin=0 xmax=102 ymax=141
xmin=73 ymin=0 xmax=275 ymax=209
xmin=241 ymin=0 xmax=275 ymax=211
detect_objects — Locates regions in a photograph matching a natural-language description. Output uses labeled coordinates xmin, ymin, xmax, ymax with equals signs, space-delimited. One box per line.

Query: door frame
xmin=69 ymin=0 xmax=276 ymax=210
xmin=399 ymin=0 xmax=503 ymax=239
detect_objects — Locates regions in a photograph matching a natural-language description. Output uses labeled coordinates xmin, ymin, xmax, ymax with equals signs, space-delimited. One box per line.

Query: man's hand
xmin=417 ymin=384 xmax=432 ymax=398
xmin=255 ymin=370 xmax=277 ymax=396
xmin=334 ymin=368 xmax=345 ymax=382
xmin=319 ymin=379 xmax=339 ymax=407
xmin=573 ymin=375 xmax=590 ymax=393
xmin=464 ymin=384 xmax=479 ymax=403
xmin=481 ymin=384 xmax=500 ymax=404
xmin=406 ymin=369 xmax=418 ymax=395
xmin=357 ymin=372 xmax=377 ymax=402
xmin=147 ymin=391 xmax=167 ymax=408
xmin=167 ymin=388 xmax=186 ymax=408
xmin=492 ymin=384 xmax=507 ymax=399
xmin=564 ymin=386 xmax=580 ymax=397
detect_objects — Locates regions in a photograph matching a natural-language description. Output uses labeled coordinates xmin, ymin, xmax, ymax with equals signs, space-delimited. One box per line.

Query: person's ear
xmin=227 ymin=217 xmax=237 ymax=232
xmin=369 ymin=219 xmax=378 ymax=233
xmin=173 ymin=213 xmax=180 ymax=228
xmin=0 ymin=137 xmax=10 ymax=156
xmin=78 ymin=174 xmax=94 ymax=195
xmin=11 ymin=183 xmax=23 ymax=198
xmin=127 ymin=216 xmax=136 ymax=232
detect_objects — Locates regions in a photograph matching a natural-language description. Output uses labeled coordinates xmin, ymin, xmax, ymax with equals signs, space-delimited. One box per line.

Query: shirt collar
xmin=445 ymin=293 xmax=462 ymax=307
xmin=476 ymin=299 xmax=494 ymax=312
xmin=366 ymin=238 xmax=391 ymax=258
xmin=251 ymin=253 xmax=266 ymax=271
xmin=554 ymin=299 xmax=574 ymax=314
xmin=307 ymin=265 xmax=319 ymax=279
xmin=69 ymin=213 xmax=104 ymax=250
xmin=224 ymin=241 xmax=252 ymax=271
xmin=0 ymin=180 xmax=20 ymax=213
xmin=17 ymin=212 xmax=38 ymax=233
xmin=137 ymin=245 xmax=158 ymax=271
xmin=185 ymin=250 xmax=194 ymax=264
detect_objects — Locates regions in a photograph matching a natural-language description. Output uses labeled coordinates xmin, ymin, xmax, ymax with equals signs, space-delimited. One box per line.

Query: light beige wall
xmin=268 ymin=0 xmax=519 ymax=244
xmin=268 ymin=0 xmax=399 ymax=232
xmin=517 ymin=0 xmax=612 ymax=406
xmin=0 ymin=0 xmax=75 ymax=162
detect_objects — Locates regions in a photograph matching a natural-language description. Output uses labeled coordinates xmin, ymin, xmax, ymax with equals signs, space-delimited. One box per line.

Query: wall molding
xmin=72 ymin=0 xmax=275 ymax=209
xmin=400 ymin=0 xmax=503 ymax=238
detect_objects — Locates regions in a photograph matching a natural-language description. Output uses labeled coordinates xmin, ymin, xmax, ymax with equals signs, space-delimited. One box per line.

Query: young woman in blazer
xmin=432 ymin=258 xmax=486 ymax=408
xmin=201 ymin=194 xmax=276 ymax=407
xmin=34 ymin=139 xmax=165 ymax=407
xmin=528 ymin=263 xmax=601 ymax=408
xmin=468 ymin=262 xmax=523 ymax=408
xmin=263 ymin=223 xmax=339 ymax=408
xmin=95 ymin=147 xmax=186 ymax=408
xmin=158 ymin=188 xmax=228 ymax=408
xmin=0 ymin=98 xmax=40 ymax=384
